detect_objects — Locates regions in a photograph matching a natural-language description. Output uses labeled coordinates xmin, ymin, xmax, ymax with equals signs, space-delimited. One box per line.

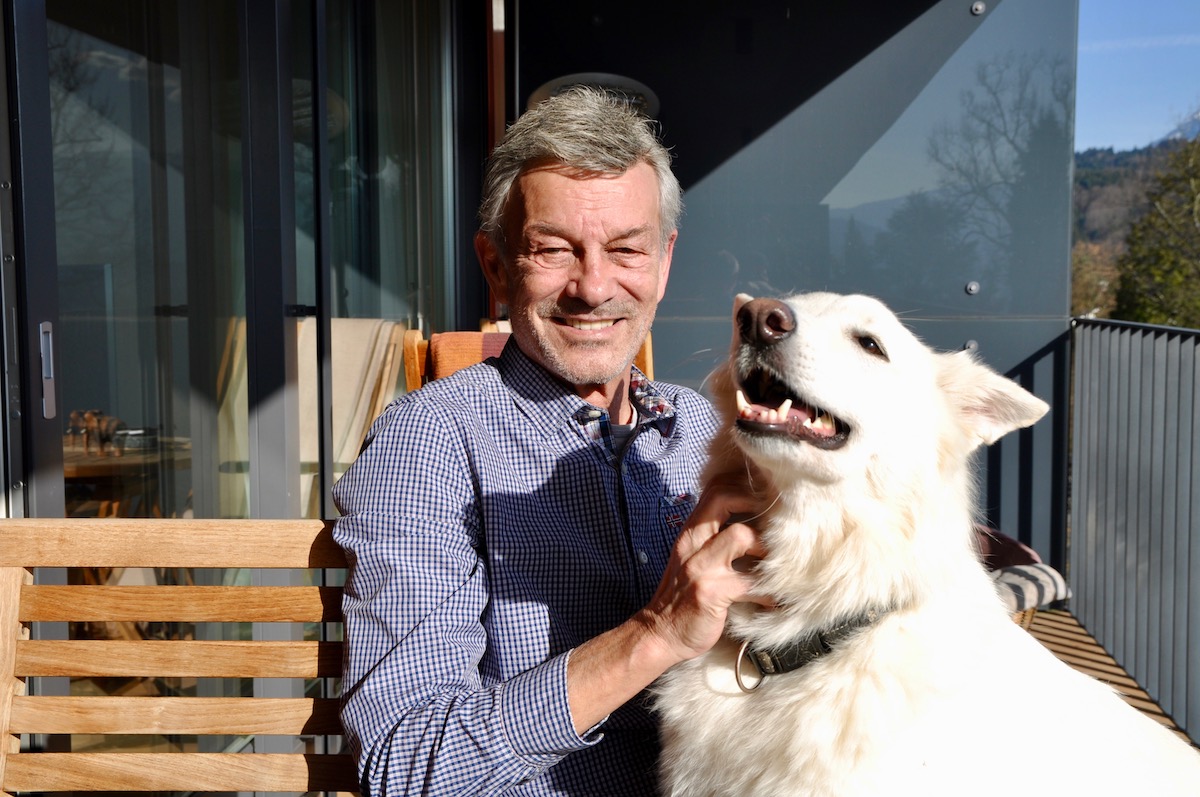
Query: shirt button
xmin=636 ymin=550 xmax=649 ymax=565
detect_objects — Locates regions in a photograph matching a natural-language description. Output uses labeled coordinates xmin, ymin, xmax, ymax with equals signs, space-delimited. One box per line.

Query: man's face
xmin=478 ymin=161 xmax=676 ymax=399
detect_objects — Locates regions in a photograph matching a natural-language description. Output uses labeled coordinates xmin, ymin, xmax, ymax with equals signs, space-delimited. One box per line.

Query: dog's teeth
xmin=736 ymin=389 xmax=749 ymax=413
xmin=778 ymin=398 xmax=793 ymax=417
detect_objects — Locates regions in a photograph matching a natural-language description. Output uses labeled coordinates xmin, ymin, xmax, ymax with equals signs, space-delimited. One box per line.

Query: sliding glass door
xmin=39 ymin=0 xmax=243 ymax=521
xmin=3 ymin=0 xmax=473 ymax=779
xmin=5 ymin=0 xmax=466 ymax=522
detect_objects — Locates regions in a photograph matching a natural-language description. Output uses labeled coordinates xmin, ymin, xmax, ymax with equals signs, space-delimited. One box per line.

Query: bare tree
xmin=47 ymin=22 xmax=132 ymax=256
xmin=927 ymin=51 xmax=1073 ymax=254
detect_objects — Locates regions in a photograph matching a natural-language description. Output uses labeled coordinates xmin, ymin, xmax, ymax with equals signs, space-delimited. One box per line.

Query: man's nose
xmin=566 ymin=249 xmax=616 ymax=306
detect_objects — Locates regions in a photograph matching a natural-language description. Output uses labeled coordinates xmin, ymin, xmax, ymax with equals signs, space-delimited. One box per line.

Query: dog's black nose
xmin=738 ymin=298 xmax=795 ymax=345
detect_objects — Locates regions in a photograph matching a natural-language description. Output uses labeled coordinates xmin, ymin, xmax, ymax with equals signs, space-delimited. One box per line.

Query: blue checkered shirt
xmin=333 ymin=339 xmax=717 ymax=795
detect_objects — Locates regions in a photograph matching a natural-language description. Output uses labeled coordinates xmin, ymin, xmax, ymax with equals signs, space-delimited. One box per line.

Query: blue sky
xmin=1075 ymin=0 xmax=1200 ymax=151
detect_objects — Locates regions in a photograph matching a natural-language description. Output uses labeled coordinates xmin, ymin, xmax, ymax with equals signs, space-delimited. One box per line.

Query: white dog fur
xmin=655 ymin=292 xmax=1200 ymax=796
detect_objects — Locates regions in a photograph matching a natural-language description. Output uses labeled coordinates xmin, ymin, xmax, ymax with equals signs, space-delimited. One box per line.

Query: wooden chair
xmin=0 ymin=518 xmax=358 ymax=794
xmin=403 ymin=326 xmax=655 ymax=391
xmin=299 ymin=318 xmax=405 ymax=516
xmin=214 ymin=317 xmax=405 ymax=519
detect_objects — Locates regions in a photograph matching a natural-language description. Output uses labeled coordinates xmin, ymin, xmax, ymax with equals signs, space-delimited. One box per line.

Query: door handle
xmin=38 ymin=321 xmax=56 ymax=419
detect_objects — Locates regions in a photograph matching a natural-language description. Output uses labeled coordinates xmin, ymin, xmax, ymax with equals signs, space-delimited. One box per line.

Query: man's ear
xmin=475 ymin=231 xmax=510 ymax=304
xmin=655 ymin=229 xmax=678 ymax=302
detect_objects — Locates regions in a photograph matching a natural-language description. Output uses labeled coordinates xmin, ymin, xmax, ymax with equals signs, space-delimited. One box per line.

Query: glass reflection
xmin=50 ymin=0 xmax=246 ymax=520
xmin=658 ymin=0 xmax=1075 ymax=388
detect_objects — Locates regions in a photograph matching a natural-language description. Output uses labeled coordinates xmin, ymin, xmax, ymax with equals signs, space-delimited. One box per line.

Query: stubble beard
xmin=517 ymin=299 xmax=652 ymax=387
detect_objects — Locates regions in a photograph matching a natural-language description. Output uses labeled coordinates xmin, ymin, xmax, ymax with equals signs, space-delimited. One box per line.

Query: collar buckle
xmin=735 ymin=608 xmax=887 ymax=693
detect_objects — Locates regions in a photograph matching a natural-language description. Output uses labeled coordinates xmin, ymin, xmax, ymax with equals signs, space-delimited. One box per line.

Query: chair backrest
xmin=402 ymin=328 xmax=655 ymax=392
xmin=0 ymin=518 xmax=358 ymax=794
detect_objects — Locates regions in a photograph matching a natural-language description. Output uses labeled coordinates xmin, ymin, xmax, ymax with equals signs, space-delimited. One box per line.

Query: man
xmin=334 ymin=87 xmax=766 ymax=795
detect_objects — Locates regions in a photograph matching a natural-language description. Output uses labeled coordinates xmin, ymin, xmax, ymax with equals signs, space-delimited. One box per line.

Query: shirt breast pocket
xmin=659 ymin=492 xmax=697 ymax=539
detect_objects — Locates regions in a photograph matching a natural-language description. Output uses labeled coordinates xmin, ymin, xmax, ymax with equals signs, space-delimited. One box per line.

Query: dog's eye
xmin=856 ymin=335 xmax=888 ymax=360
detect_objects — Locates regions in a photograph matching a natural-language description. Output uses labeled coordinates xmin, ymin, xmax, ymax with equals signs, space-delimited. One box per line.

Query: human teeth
xmin=568 ymin=319 xmax=615 ymax=330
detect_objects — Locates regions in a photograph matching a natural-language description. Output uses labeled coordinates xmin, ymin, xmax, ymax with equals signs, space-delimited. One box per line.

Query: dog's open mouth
xmin=735 ymin=368 xmax=850 ymax=450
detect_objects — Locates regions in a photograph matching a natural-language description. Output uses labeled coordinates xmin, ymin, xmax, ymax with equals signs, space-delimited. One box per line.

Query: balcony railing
xmin=1069 ymin=317 xmax=1200 ymax=745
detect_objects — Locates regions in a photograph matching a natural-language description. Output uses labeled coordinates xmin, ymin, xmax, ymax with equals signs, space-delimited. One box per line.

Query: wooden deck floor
xmin=1028 ymin=609 xmax=1192 ymax=743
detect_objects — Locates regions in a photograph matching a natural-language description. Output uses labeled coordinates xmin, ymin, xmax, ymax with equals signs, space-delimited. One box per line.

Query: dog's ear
xmin=938 ymin=351 xmax=1049 ymax=445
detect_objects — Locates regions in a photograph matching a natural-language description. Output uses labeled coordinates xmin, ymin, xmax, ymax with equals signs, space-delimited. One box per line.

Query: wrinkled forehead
xmin=506 ymin=163 xmax=663 ymax=234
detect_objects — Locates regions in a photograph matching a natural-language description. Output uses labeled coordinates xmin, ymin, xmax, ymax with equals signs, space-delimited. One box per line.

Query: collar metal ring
xmin=734 ymin=639 xmax=764 ymax=693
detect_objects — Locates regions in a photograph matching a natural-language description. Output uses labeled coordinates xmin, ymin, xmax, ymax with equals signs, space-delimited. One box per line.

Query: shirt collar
xmin=495 ymin=337 xmax=677 ymax=441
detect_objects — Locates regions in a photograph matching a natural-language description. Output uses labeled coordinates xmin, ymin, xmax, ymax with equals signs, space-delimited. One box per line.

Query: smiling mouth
xmin=558 ymin=317 xmax=619 ymax=331
xmin=735 ymin=367 xmax=850 ymax=450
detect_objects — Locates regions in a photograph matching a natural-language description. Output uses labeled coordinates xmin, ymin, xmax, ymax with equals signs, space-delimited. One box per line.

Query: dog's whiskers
xmin=735 ymin=459 xmax=780 ymax=526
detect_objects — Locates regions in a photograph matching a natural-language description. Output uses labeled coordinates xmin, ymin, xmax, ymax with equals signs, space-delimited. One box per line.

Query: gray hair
xmin=478 ymin=86 xmax=683 ymax=251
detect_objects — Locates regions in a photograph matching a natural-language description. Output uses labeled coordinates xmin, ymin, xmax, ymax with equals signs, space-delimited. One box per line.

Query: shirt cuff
xmin=500 ymin=650 xmax=602 ymax=765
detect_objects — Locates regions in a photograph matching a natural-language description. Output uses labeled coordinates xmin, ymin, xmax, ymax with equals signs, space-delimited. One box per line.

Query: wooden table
xmin=63 ymin=441 xmax=191 ymax=518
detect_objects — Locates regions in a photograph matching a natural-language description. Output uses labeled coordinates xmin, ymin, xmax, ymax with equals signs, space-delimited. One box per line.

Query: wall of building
xmin=509 ymin=0 xmax=1077 ymax=561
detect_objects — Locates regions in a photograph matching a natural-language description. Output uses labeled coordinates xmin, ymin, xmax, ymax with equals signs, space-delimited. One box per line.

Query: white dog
xmin=655 ymin=292 xmax=1200 ymax=796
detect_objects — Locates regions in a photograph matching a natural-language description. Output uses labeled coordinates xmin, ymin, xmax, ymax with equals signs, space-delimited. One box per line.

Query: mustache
xmin=534 ymin=298 xmax=640 ymax=319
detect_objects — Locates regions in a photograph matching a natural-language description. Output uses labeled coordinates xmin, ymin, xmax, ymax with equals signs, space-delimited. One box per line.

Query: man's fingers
xmin=671 ymin=521 xmax=763 ymax=594
xmin=673 ymin=489 xmax=762 ymax=559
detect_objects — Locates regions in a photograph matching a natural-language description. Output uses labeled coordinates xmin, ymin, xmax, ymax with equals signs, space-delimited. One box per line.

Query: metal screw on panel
xmin=0 ymin=181 xmax=10 ymax=189
xmin=965 ymin=281 xmax=981 ymax=295
xmin=964 ymin=340 xmax=979 ymax=351
xmin=971 ymin=2 xmax=986 ymax=15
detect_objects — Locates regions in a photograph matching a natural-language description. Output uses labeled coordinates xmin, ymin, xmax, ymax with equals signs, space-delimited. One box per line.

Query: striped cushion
xmin=993 ymin=563 xmax=1071 ymax=612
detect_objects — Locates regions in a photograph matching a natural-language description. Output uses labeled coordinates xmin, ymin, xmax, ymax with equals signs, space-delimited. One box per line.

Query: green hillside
xmin=1071 ymin=140 xmax=1184 ymax=317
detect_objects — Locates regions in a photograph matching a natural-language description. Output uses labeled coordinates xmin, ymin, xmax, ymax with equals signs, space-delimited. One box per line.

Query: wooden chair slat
xmin=0 ymin=518 xmax=344 ymax=568
xmin=1 ymin=519 xmax=357 ymax=794
xmin=20 ymin=584 xmax=342 ymax=622
xmin=3 ymin=752 xmax=359 ymax=791
xmin=9 ymin=695 xmax=344 ymax=735
xmin=14 ymin=640 xmax=342 ymax=678
xmin=1 ymin=565 xmax=26 ymax=778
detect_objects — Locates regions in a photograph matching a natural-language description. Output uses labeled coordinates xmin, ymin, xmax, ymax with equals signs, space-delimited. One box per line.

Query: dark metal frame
xmin=3 ymin=0 xmax=63 ymax=518
xmin=240 ymin=0 xmax=302 ymax=519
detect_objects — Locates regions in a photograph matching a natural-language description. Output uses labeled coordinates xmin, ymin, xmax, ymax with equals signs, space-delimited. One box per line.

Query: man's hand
xmin=635 ymin=482 xmax=772 ymax=662
xmin=564 ymin=481 xmax=770 ymax=733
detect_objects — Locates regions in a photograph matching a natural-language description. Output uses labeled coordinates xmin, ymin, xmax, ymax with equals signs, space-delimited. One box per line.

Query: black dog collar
xmin=735 ymin=608 xmax=887 ymax=692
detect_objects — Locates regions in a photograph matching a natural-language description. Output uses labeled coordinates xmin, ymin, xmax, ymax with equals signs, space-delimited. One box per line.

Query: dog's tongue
xmin=735 ymin=390 xmax=837 ymax=437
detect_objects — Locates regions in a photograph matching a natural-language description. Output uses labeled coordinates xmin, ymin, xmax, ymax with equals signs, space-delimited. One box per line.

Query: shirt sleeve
xmin=332 ymin=396 xmax=598 ymax=795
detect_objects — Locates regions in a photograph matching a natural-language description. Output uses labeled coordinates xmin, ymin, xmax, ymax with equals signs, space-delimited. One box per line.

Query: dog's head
xmin=710 ymin=292 xmax=1049 ymax=491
